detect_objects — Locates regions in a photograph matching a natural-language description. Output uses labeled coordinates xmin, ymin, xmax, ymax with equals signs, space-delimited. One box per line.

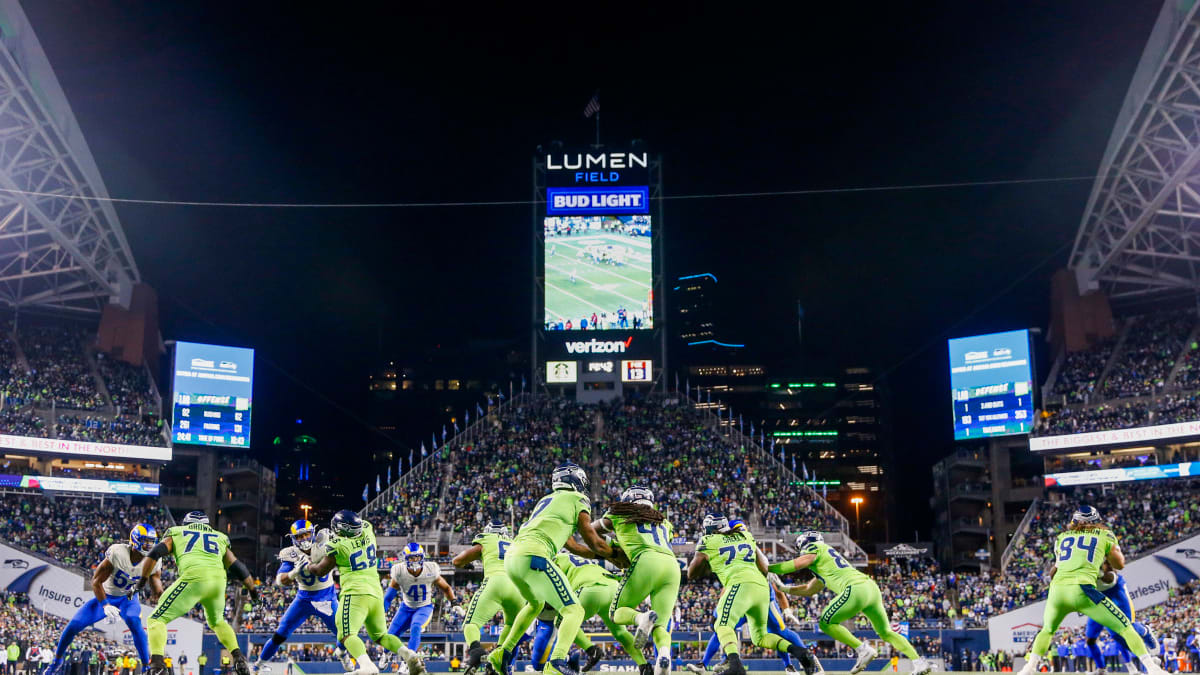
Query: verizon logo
xmin=565 ymin=337 xmax=633 ymax=354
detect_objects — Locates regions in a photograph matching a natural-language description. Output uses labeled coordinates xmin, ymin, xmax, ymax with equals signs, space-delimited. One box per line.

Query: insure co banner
xmin=988 ymin=533 xmax=1200 ymax=652
xmin=0 ymin=542 xmax=203 ymax=660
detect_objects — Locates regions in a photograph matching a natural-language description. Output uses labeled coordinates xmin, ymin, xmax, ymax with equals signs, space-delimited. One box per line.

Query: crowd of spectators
xmin=1102 ymin=312 xmax=1195 ymax=399
xmin=94 ymin=353 xmax=156 ymax=415
xmin=368 ymin=395 xmax=845 ymax=543
xmin=0 ymin=494 xmax=170 ymax=573
xmin=56 ymin=414 xmax=165 ymax=448
xmin=1004 ymin=478 xmax=1200 ymax=593
xmin=1050 ymin=336 xmax=1117 ymax=405
xmin=17 ymin=324 xmax=105 ymax=411
xmin=0 ymin=591 xmax=123 ymax=674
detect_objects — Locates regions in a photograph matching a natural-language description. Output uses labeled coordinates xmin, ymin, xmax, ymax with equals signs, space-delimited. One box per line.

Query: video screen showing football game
xmin=544 ymin=215 xmax=653 ymax=330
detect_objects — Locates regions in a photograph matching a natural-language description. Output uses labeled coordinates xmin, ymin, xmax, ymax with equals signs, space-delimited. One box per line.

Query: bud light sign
xmin=547 ymin=187 xmax=649 ymax=215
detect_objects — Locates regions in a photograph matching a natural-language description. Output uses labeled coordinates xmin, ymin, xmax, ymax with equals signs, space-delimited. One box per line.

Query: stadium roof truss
xmin=1071 ymin=1 xmax=1200 ymax=301
xmin=0 ymin=0 xmax=140 ymax=314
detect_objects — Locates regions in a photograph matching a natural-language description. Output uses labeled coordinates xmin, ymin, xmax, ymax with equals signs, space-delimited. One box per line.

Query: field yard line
xmin=550 ymin=239 xmax=652 ymax=275
xmin=545 ymin=258 xmax=651 ymax=290
xmin=545 ymin=281 xmax=608 ymax=314
xmin=546 ymin=263 xmax=648 ymax=306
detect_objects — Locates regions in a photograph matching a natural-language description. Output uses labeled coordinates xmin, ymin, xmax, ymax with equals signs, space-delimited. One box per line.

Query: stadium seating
xmin=0 ymin=590 xmax=125 ymax=670
xmin=367 ymin=396 xmax=845 ymax=542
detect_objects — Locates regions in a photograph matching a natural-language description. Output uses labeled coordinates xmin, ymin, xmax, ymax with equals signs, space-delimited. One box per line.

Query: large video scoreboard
xmin=948 ymin=329 xmax=1034 ymax=440
xmin=171 ymin=341 xmax=254 ymax=448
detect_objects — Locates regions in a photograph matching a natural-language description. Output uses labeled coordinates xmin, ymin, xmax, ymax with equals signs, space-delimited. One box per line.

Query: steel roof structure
xmin=1070 ymin=0 xmax=1200 ymax=302
xmin=0 ymin=0 xmax=139 ymax=314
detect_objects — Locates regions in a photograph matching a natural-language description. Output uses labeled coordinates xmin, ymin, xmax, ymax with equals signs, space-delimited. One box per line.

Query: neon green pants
xmin=149 ymin=575 xmax=237 ymax=654
xmin=1029 ymin=584 xmax=1147 ymax=658
xmin=817 ymin=580 xmax=918 ymax=659
xmin=499 ymin=545 xmax=584 ymax=663
xmin=337 ymin=593 xmax=405 ymax=659
xmin=610 ymin=551 xmax=680 ymax=656
xmin=462 ymin=573 xmax=526 ymax=647
xmin=713 ymin=577 xmax=789 ymax=656
xmin=579 ymin=580 xmax=644 ymax=665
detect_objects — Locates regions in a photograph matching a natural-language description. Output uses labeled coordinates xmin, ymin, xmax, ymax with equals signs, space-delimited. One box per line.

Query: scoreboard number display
xmin=172 ymin=341 xmax=255 ymax=448
xmin=948 ymin=329 xmax=1033 ymax=440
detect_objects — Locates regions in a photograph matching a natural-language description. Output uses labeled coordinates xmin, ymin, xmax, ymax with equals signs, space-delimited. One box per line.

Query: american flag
xmin=583 ymin=94 xmax=600 ymax=118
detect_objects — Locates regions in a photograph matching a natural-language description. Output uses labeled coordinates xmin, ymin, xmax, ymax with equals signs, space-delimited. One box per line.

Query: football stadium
xmin=0 ymin=3 xmax=1198 ymax=675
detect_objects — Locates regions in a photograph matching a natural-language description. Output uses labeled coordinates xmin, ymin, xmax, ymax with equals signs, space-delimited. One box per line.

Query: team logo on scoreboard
xmin=546 ymin=361 xmax=577 ymax=384
xmin=621 ymin=360 xmax=652 ymax=382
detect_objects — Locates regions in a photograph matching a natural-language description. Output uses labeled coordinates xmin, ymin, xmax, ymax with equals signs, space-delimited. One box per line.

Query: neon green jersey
xmin=1051 ymin=527 xmax=1116 ymax=586
xmin=327 ymin=520 xmax=381 ymax=597
xmin=472 ymin=532 xmax=513 ymax=578
xmin=603 ymin=512 xmax=674 ymax=561
xmin=698 ymin=530 xmax=764 ymax=587
xmin=554 ymin=552 xmax=615 ymax=589
xmin=514 ymin=489 xmax=590 ymax=559
xmin=164 ymin=523 xmax=229 ymax=578
xmin=803 ymin=541 xmax=868 ymax=594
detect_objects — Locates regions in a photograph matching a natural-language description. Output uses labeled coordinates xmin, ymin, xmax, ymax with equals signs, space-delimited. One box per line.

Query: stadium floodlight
xmin=851 ymin=496 xmax=864 ymax=538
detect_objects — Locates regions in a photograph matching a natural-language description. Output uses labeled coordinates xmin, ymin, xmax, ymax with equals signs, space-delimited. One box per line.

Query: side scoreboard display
xmin=948 ymin=329 xmax=1033 ymax=440
xmin=172 ymin=341 xmax=254 ymax=448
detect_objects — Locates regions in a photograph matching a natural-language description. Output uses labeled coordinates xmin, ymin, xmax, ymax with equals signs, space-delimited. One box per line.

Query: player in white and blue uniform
xmin=688 ymin=520 xmax=818 ymax=675
xmin=254 ymin=520 xmax=347 ymax=673
xmin=384 ymin=543 xmax=456 ymax=652
xmin=45 ymin=525 xmax=163 ymax=675
xmin=1086 ymin=566 xmax=1158 ymax=674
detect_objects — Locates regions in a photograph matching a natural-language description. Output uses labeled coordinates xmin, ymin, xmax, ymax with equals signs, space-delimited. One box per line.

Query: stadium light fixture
xmin=300 ymin=504 xmax=312 ymax=520
xmin=850 ymin=496 xmax=864 ymax=539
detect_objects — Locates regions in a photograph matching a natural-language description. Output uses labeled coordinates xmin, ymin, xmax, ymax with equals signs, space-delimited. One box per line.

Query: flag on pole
xmin=823 ymin=482 xmax=828 ymax=499
xmin=465 ymin=409 xmax=470 ymax=425
xmin=739 ymin=414 xmax=744 ymax=434
xmin=362 ymin=484 xmax=369 ymax=503
xmin=387 ymin=465 xmax=391 ymax=485
xmin=442 ymin=426 xmax=447 ymax=442
xmin=521 ymin=374 xmax=527 ymax=392
xmin=686 ymin=379 xmax=690 ymax=399
xmin=454 ymin=421 xmax=460 ymax=434
xmin=803 ymin=463 xmax=809 ymax=480
xmin=375 ymin=475 xmax=381 ymax=492
xmin=477 ymin=402 xmax=484 ymax=417
xmin=674 ymin=372 xmax=679 ymax=392
xmin=583 ymin=94 xmax=600 ymax=118
xmin=750 ymin=422 xmax=755 ymax=438
xmin=779 ymin=447 xmax=785 ymax=462
xmin=792 ymin=455 xmax=797 ymax=473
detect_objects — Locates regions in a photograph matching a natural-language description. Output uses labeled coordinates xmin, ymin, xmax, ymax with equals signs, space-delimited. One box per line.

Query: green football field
xmin=544 ymin=232 xmax=653 ymax=328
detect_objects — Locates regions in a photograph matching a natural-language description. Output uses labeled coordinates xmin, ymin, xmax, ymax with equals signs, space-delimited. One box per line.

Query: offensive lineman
xmin=1016 ymin=507 xmax=1168 ymax=675
xmin=453 ymin=521 xmax=525 ymax=675
xmin=253 ymin=520 xmax=350 ymax=673
xmin=44 ymin=525 xmax=164 ymax=675
xmin=771 ymin=531 xmax=930 ymax=675
xmin=384 ymin=543 xmax=456 ymax=653
xmin=128 ymin=511 xmax=259 ymax=675
xmin=688 ymin=514 xmax=816 ymax=675
xmin=587 ymin=486 xmax=680 ymax=675
xmin=485 ymin=463 xmax=616 ymax=675
xmin=302 ymin=510 xmax=423 ymax=675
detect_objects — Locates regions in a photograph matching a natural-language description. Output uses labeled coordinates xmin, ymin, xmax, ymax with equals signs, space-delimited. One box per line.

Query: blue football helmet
xmin=483 ymin=520 xmax=510 ymax=537
xmin=552 ymin=463 xmax=589 ymax=492
xmin=130 ymin=524 xmax=157 ymax=555
xmin=290 ymin=519 xmax=315 ymax=551
xmin=621 ymin=485 xmax=654 ymax=506
xmin=182 ymin=511 xmax=209 ymax=525
xmin=1072 ymin=505 xmax=1101 ymax=525
xmin=403 ymin=542 xmax=425 ymax=572
xmin=703 ymin=513 xmax=729 ymax=534
xmin=728 ymin=518 xmax=747 ymax=532
xmin=795 ymin=531 xmax=824 ymax=550
xmin=331 ymin=509 xmax=364 ymax=537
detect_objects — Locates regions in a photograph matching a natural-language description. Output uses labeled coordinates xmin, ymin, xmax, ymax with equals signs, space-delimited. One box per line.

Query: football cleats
xmin=703 ymin=513 xmax=729 ymax=534
xmin=552 ymin=463 xmax=589 ymax=492
xmin=795 ymin=531 xmax=824 ymax=550
xmin=182 ymin=511 xmax=209 ymax=525
xmin=1072 ymin=505 xmax=1101 ymax=525
xmin=290 ymin=519 xmax=315 ymax=551
xmin=403 ymin=542 xmax=425 ymax=572
xmin=330 ymin=510 xmax=364 ymax=537
xmin=620 ymin=486 xmax=654 ymax=507
xmin=130 ymin=524 xmax=157 ymax=555
xmin=483 ymin=520 xmax=510 ymax=537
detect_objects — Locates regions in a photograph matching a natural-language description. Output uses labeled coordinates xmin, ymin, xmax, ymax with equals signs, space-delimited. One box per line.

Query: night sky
xmin=24 ymin=1 xmax=1162 ymax=537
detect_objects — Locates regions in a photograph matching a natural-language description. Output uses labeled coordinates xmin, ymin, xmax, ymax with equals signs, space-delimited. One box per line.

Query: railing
xmin=1000 ymin=497 xmax=1039 ymax=573
xmin=360 ymin=392 xmax=532 ymax=522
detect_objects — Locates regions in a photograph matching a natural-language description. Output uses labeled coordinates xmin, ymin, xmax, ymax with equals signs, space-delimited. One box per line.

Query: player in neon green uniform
xmin=453 ymin=521 xmax=526 ymax=675
xmin=486 ymin=463 xmax=615 ymax=675
xmin=553 ymin=551 xmax=646 ymax=672
xmin=1016 ymin=506 xmax=1168 ymax=675
xmin=589 ymin=486 xmax=680 ymax=675
xmin=688 ymin=514 xmax=815 ymax=675
xmin=770 ymin=531 xmax=930 ymax=675
xmin=129 ymin=511 xmax=259 ymax=675
xmin=304 ymin=510 xmax=423 ymax=675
